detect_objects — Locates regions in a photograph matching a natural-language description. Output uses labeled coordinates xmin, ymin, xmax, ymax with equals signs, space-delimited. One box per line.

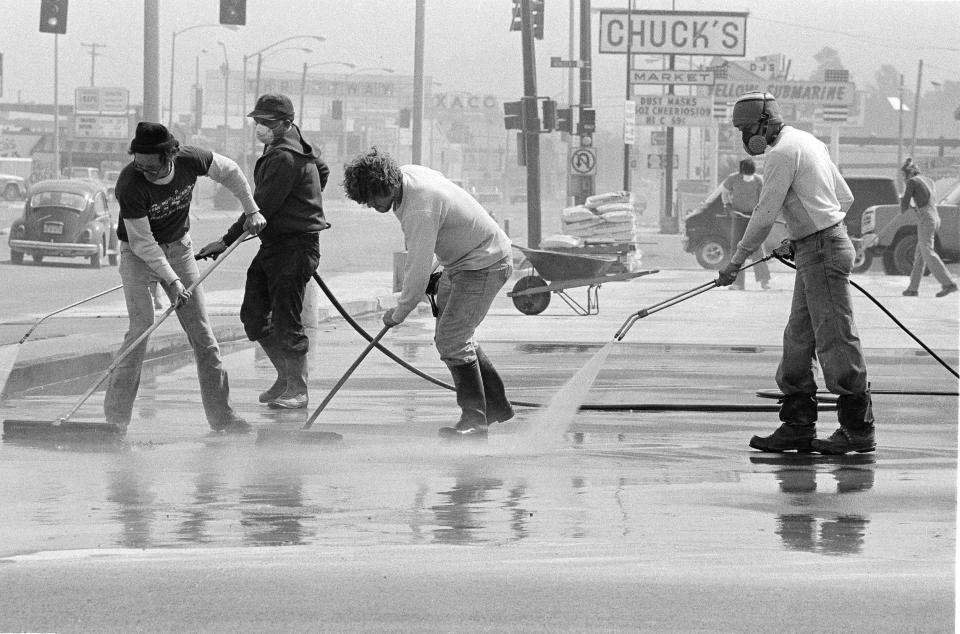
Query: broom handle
xmin=57 ymin=231 xmax=251 ymax=424
xmin=302 ymin=325 xmax=391 ymax=430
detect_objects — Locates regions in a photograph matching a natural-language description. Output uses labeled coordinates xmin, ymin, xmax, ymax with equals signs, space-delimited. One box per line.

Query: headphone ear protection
xmin=745 ymin=97 xmax=770 ymax=155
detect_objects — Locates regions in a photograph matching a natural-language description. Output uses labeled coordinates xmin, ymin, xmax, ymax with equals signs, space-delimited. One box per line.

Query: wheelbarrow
xmin=507 ymin=245 xmax=658 ymax=315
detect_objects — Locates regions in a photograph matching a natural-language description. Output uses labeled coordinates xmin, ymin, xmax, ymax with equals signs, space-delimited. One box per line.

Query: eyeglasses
xmin=253 ymin=117 xmax=283 ymax=127
xmin=133 ymin=156 xmax=168 ymax=177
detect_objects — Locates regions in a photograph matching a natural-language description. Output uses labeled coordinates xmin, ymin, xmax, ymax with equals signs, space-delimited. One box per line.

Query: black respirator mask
xmin=741 ymin=96 xmax=772 ymax=156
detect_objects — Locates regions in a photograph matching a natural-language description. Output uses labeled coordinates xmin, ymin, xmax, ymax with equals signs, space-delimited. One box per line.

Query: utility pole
xmin=622 ymin=0 xmax=633 ymax=191
xmin=81 ymin=42 xmax=106 ymax=87
xmin=143 ymin=0 xmax=160 ymax=122
xmin=909 ymin=59 xmax=923 ymax=157
xmin=573 ymin=0 xmax=595 ymax=205
xmin=520 ymin=0 xmax=542 ymax=248
xmin=412 ymin=0 xmax=425 ymax=164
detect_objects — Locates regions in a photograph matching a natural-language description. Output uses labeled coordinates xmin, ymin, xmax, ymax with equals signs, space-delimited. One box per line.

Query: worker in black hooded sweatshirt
xmin=199 ymin=93 xmax=330 ymax=410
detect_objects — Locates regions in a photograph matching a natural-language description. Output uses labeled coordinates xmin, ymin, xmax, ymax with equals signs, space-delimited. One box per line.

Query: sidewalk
xmin=4 ymin=259 xmax=958 ymax=397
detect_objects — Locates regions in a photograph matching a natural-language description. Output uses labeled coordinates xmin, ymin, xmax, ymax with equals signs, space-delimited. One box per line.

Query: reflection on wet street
xmin=0 ymin=340 xmax=955 ymax=595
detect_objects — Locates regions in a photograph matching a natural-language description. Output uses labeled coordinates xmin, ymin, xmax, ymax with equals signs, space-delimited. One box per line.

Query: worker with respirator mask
xmin=717 ymin=91 xmax=875 ymax=455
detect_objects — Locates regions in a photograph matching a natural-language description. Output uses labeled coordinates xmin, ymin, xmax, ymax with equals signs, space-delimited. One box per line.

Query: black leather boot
xmin=749 ymin=393 xmax=818 ymax=452
xmin=439 ymin=360 xmax=488 ymax=440
xmin=812 ymin=389 xmax=876 ymax=454
xmin=476 ymin=347 xmax=514 ymax=424
xmin=269 ymin=352 xmax=309 ymax=409
xmin=258 ymin=337 xmax=287 ymax=404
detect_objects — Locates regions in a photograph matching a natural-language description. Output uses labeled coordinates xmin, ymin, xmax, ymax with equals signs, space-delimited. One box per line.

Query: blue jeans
xmin=906 ymin=205 xmax=955 ymax=291
xmin=776 ymin=223 xmax=869 ymax=397
xmin=104 ymin=234 xmax=236 ymax=427
xmin=434 ymin=257 xmax=513 ymax=366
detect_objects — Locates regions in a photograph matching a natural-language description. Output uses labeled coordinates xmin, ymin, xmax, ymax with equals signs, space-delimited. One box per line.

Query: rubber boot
xmin=749 ymin=393 xmax=818 ymax=452
xmin=438 ymin=360 xmax=488 ymax=440
xmin=476 ymin=347 xmax=514 ymax=424
xmin=812 ymin=389 xmax=876 ymax=454
xmin=258 ymin=339 xmax=287 ymax=404
xmin=269 ymin=352 xmax=309 ymax=409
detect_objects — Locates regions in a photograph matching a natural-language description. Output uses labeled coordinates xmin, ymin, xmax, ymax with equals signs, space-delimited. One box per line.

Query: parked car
xmin=681 ymin=183 xmax=788 ymax=269
xmin=8 ymin=179 xmax=119 ymax=268
xmin=102 ymin=169 xmax=121 ymax=197
xmin=860 ymin=178 xmax=960 ymax=276
xmin=0 ymin=173 xmax=28 ymax=201
xmin=682 ymin=175 xmax=900 ymax=271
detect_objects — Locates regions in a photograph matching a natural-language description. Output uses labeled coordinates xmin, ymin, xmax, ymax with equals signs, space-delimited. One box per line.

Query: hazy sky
xmin=0 ymin=0 xmax=957 ymax=116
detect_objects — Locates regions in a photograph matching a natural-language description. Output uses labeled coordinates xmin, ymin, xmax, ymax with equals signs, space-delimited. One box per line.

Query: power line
xmin=751 ymin=17 xmax=960 ymax=54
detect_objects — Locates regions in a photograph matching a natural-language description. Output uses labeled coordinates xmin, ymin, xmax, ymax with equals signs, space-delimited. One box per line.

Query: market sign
xmin=706 ymin=79 xmax=856 ymax=106
xmin=599 ymin=10 xmax=748 ymax=57
xmin=630 ymin=69 xmax=715 ymax=86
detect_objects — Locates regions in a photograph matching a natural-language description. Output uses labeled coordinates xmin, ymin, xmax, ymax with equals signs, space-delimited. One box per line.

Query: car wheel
xmin=883 ymin=231 xmax=917 ymax=276
xmin=3 ymin=184 xmax=19 ymax=200
xmin=32 ymin=254 xmax=44 ymax=264
xmin=511 ymin=275 xmax=550 ymax=315
xmin=89 ymin=242 xmax=103 ymax=268
xmin=852 ymin=247 xmax=873 ymax=273
xmin=694 ymin=237 xmax=729 ymax=269
xmin=11 ymin=250 xmax=23 ymax=264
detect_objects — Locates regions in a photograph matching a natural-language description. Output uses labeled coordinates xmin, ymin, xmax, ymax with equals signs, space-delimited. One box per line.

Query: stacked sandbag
xmin=540 ymin=234 xmax=584 ymax=249
xmin=559 ymin=190 xmax=641 ymax=244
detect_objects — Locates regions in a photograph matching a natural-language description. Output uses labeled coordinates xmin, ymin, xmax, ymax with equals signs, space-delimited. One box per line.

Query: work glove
xmin=197 ymin=239 xmax=228 ymax=261
xmin=717 ymin=261 xmax=742 ymax=287
xmin=771 ymin=240 xmax=795 ymax=261
xmin=243 ymin=211 xmax=267 ymax=236
xmin=382 ymin=307 xmax=403 ymax=327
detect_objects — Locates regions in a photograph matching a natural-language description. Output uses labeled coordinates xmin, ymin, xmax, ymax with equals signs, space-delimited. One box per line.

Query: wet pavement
xmin=0 ymin=261 xmax=957 ymax=631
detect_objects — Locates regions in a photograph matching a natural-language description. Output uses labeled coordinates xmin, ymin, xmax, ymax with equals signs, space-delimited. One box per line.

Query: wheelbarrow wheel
xmin=511 ymin=275 xmax=550 ymax=315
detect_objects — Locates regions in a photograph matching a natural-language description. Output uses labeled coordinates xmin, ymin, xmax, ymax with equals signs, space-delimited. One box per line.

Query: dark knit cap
xmin=129 ymin=122 xmax=178 ymax=154
xmin=731 ymin=91 xmax=783 ymax=128
xmin=247 ymin=93 xmax=295 ymax=121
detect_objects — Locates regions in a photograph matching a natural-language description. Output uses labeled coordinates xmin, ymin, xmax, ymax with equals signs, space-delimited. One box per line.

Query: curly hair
xmin=901 ymin=157 xmax=920 ymax=177
xmin=342 ymin=147 xmax=403 ymax=204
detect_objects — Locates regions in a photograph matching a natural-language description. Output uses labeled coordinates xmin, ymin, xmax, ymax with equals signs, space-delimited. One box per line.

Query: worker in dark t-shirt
xmin=104 ymin=122 xmax=266 ymax=435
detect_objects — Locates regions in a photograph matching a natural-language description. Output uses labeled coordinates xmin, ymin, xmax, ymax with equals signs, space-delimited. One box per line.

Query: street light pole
xmin=218 ymin=41 xmax=229 ymax=155
xmin=299 ymin=61 xmax=355 ymax=128
xmin=168 ymin=23 xmax=236 ymax=129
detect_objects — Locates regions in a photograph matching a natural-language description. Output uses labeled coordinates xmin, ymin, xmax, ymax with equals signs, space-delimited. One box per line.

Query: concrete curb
xmin=2 ymin=297 xmax=392 ymax=398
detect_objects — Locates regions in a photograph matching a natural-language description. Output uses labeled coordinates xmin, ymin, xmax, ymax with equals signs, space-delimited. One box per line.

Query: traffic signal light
xmin=39 ymin=0 xmax=68 ymax=34
xmin=531 ymin=0 xmax=544 ymax=40
xmin=556 ymin=107 xmax=573 ymax=134
xmin=541 ymin=99 xmax=556 ymax=131
xmin=219 ymin=0 xmax=246 ymax=25
xmin=577 ymin=107 xmax=596 ymax=134
xmin=503 ymin=100 xmax=523 ymax=130
xmin=398 ymin=108 xmax=411 ymax=128
xmin=331 ymin=100 xmax=343 ymax=120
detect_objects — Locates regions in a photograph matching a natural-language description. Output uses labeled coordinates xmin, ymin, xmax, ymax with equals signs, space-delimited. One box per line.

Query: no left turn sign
xmin=569 ymin=147 xmax=596 ymax=175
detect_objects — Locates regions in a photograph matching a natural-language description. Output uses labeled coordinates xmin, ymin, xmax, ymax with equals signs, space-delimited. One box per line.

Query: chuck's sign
xmin=599 ymin=10 xmax=748 ymax=57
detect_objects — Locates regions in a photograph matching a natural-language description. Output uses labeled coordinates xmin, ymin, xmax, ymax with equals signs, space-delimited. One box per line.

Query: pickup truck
xmin=860 ymin=177 xmax=960 ymax=275
xmin=682 ymin=175 xmax=900 ymax=271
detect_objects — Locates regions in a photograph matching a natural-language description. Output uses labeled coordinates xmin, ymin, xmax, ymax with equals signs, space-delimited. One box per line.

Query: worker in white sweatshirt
xmin=343 ymin=147 xmax=514 ymax=440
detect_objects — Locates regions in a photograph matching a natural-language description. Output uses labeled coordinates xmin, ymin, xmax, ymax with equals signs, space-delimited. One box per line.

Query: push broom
xmin=2 ymin=231 xmax=251 ymax=441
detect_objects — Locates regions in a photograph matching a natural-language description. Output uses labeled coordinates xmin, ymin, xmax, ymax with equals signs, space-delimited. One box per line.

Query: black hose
xmin=771 ymin=253 xmax=959 ymax=379
xmin=310 ymin=273 xmax=945 ymax=413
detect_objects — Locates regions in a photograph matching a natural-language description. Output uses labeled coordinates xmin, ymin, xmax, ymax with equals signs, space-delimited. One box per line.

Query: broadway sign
xmin=599 ymin=10 xmax=748 ymax=57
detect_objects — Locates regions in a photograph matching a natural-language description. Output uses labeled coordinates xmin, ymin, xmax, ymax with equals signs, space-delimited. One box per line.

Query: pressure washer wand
xmin=55 ymin=231 xmax=252 ymax=426
xmin=302 ymin=325 xmax=391 ymax=430
xmin=614 ymin=243 xmax=793 ymax=342
xmin=18 ymin=284 xmax=123 ymax=344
